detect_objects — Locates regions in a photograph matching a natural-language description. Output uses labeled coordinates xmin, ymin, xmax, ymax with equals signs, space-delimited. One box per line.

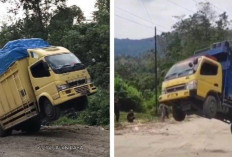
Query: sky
xmin=0 ymin=0 xmax=97 ymax=26
xmin=115 ymin=0 xmax=232 ymax=39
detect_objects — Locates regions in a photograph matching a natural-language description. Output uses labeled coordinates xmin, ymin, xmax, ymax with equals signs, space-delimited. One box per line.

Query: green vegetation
xmin=53 ymin=89 xmax=109 ymax=126
xmin=115 ymin=2 xmax=232 ymax=118
xmin=0 ymin=0 xmax=109 ymax=126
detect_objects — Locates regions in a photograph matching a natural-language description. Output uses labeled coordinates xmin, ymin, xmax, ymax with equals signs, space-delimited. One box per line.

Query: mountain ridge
xmin=114 ymin=37 xmax=155 ymax=56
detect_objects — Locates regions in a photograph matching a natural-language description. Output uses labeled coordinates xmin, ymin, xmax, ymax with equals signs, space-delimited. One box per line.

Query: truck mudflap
xmin=159 ymin=89 xmax=197 ymax=103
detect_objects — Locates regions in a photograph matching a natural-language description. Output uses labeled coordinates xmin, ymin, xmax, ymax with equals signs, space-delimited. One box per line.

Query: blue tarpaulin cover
xmin=0 ymin=38 xmax=50 ymax=75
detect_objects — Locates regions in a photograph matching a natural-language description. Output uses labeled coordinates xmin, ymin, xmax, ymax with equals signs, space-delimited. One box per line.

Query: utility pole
xmin=154 ymin=27 xmax=158 ymax=114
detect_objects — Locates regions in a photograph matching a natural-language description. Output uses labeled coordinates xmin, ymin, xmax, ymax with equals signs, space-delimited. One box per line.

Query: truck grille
xmin=166 ymin=84 xmax=186 ymax=93
xmin=74 ymin=85 xmax=89 ymax=94
xmin=68 ymin=79 xmax=86 ymax=87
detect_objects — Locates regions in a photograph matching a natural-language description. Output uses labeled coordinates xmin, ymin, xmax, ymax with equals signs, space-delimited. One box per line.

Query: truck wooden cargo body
xmin=0 ymin=38 xmax=97 ymax=136
xmin=0 ymin=59 xmax=38 ymax=130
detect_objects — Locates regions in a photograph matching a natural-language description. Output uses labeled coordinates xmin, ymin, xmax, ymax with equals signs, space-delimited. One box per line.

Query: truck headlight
xmin=86 ymin=78 xmax=91 ymax=84
xmin=57 ymin=84 xmax=69 ymax=91
xmin=186 ymin=80 xmax=197 ymax=90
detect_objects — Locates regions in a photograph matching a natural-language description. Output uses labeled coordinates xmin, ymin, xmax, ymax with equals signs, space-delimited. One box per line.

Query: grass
xmin=52 ymin=116 xmax=82 ymax=126
xmin=51 ymin=116 xmax=110 ymax=130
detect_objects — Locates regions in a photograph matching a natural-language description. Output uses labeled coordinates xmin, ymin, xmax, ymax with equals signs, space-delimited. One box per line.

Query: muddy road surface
xmin=115 ymin=115 xmax=232 ymax=157
xmin=0 ymin=125 xmax=109 ymax=157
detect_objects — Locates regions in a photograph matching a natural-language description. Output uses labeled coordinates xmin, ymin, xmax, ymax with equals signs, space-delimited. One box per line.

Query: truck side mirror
xmin=189 ymin=62 xmax=193 ymax=68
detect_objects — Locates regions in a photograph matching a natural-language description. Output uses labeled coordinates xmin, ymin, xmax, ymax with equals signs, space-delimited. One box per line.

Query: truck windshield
xmin=45 ymin=53 xmax=85 ymax=74
xmin=165 ymin=58 xmax=199 ymax=80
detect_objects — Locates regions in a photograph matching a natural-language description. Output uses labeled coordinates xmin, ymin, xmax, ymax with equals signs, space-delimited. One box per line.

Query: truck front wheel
xmin=43 ymin=99 xmax=60 ymax=121
xmin=172 ymin=107 xmax=186 ymax=121
xmin=203 ymin=95 xmax=217 ymax=119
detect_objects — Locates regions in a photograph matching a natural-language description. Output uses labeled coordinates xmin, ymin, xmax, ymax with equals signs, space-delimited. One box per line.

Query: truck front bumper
xmin=53 ymin=83 xmax=97 ymax=106
xmin=159 ymin=89 xmax=197 ymax=104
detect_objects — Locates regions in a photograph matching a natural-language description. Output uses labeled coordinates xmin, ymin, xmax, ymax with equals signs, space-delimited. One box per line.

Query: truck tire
xmin=43 ymin=99 xmax=60 ymax=121
xmin=203 ymin=95 xmax=217 ymax=119
xmin=172 ymin=107 xmax=186 ymax=121
xmin=74 ymin=96 xmax=88 ymax=111
xmin=0 ymin=125 xmax=12 ymax=137
xmin=22 ymin=117 xmax=41 ymax=133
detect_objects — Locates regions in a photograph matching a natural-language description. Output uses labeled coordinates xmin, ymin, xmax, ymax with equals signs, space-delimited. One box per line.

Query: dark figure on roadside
xmin=127 ymin=109 xmax=135 ymax=123
xmin=159 ymin=104 xmax=169 ymax=122
xmin=115 ymin=98 xmax=120 ymax=122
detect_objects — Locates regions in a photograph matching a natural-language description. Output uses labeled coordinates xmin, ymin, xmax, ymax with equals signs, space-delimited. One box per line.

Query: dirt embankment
xmin=0 ymin=125 xmax=109 ymax=157
xmin=115 ymin=115 xmax=232 ymax=157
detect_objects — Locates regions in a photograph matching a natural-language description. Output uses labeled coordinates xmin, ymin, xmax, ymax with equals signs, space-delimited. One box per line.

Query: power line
xmin=115 ymin=6 xmax=170 ymax=30
xmin=115 ymin=7 xmax=153 ymax=25
xmin=115 ymin=14 xmax=153 ymax=30
xmin=166 ymin=0 xmax=195 ymax=13
xmin=139 ymin=0 xmax=155 ymax=25
xmin=116 ymin=14 xmax=167 ymax=33
xmin=138 ymin=0 xmax=170 ymax=32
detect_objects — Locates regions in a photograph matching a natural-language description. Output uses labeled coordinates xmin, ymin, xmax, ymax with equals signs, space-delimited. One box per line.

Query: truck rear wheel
xmin=43 ymin=99 xmax=60 ymax=121
xmin=0 ymin=125 xmax=12 ymax=137
xmin=203 ymin=95 xmax=217 ymax=119
xmin=22 ymin=117 xmax=41 ymax=133
xmin=172 ymin=107 xmax=186 ymax=121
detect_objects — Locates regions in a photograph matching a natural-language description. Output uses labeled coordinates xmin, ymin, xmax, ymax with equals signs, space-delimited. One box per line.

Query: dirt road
xmin=115 ymin=115 xmax=232 ymax=157
xmin=0 ymin=125 xmax=109 ymax=157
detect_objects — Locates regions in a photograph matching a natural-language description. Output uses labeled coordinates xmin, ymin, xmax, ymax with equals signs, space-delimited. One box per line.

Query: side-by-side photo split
xmin=115 ymin=0 xmax=232 ymax=157
xmin=0 ymin=0 xmax=109 ymax=157
xmin=1 ymin=0 xmax=232 ymax=156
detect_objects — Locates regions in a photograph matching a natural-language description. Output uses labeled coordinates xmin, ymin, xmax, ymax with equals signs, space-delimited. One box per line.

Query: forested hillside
xmin=0 ymin=0 xmax=109 ymax=126
xmin=115 ymin=2 xmax=232 ymax=113
xmin=115 ymin=38 xmax=154 ymax=56
xmin=115 ymin=36 xmax=167 ymax=57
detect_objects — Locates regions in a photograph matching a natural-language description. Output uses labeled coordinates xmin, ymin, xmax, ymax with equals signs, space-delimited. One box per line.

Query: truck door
xmin=197 ymin=60 xmax=222 ymax=98
xmin=28 ymin=60 xmax=58 ymax=102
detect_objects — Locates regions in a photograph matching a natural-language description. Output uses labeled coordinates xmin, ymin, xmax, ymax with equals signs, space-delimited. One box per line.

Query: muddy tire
xmin=172 ymin=107 xmax=186 ymax=121
xmin=203 ymin=95 xmax=217 ymax=119
xmin=0 ymin=125 xmax=12 ymax=137
xmin=22 ymin=117 xmax=41 ymax=133
xmin=43 ymin=99 xmax=60 ymax=121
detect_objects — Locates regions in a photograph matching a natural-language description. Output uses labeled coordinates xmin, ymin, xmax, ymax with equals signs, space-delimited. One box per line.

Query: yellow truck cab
xmin=159 ymin=41 xmax=232 ymax=128
xmin=28 ymin=46 xmax=97 ymax=119
xmin=0 ymin=38 xmax=96 ymax=136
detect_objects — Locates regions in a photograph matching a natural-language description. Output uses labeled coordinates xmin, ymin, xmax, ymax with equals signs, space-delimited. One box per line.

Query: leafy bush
xmin=77 ymin=88 xmax=109 ymax=126
xmin=115 ymin=76 xmax=144 ymax=112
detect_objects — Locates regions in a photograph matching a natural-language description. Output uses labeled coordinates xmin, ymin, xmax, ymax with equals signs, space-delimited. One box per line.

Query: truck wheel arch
xmin=38 ymin=95 xmax=54 ymax=112
xmin=203 ymin=91 xmax=220 ymax=119
xmin=206 ymin=91 xmax=221 ymax=102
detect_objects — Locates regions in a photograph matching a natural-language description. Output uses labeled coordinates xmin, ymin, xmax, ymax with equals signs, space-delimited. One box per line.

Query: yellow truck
xmin=159 ymin=41 xmax=232 ymax=130
xmin=0 ymin=38 xmax=96 ymax=136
